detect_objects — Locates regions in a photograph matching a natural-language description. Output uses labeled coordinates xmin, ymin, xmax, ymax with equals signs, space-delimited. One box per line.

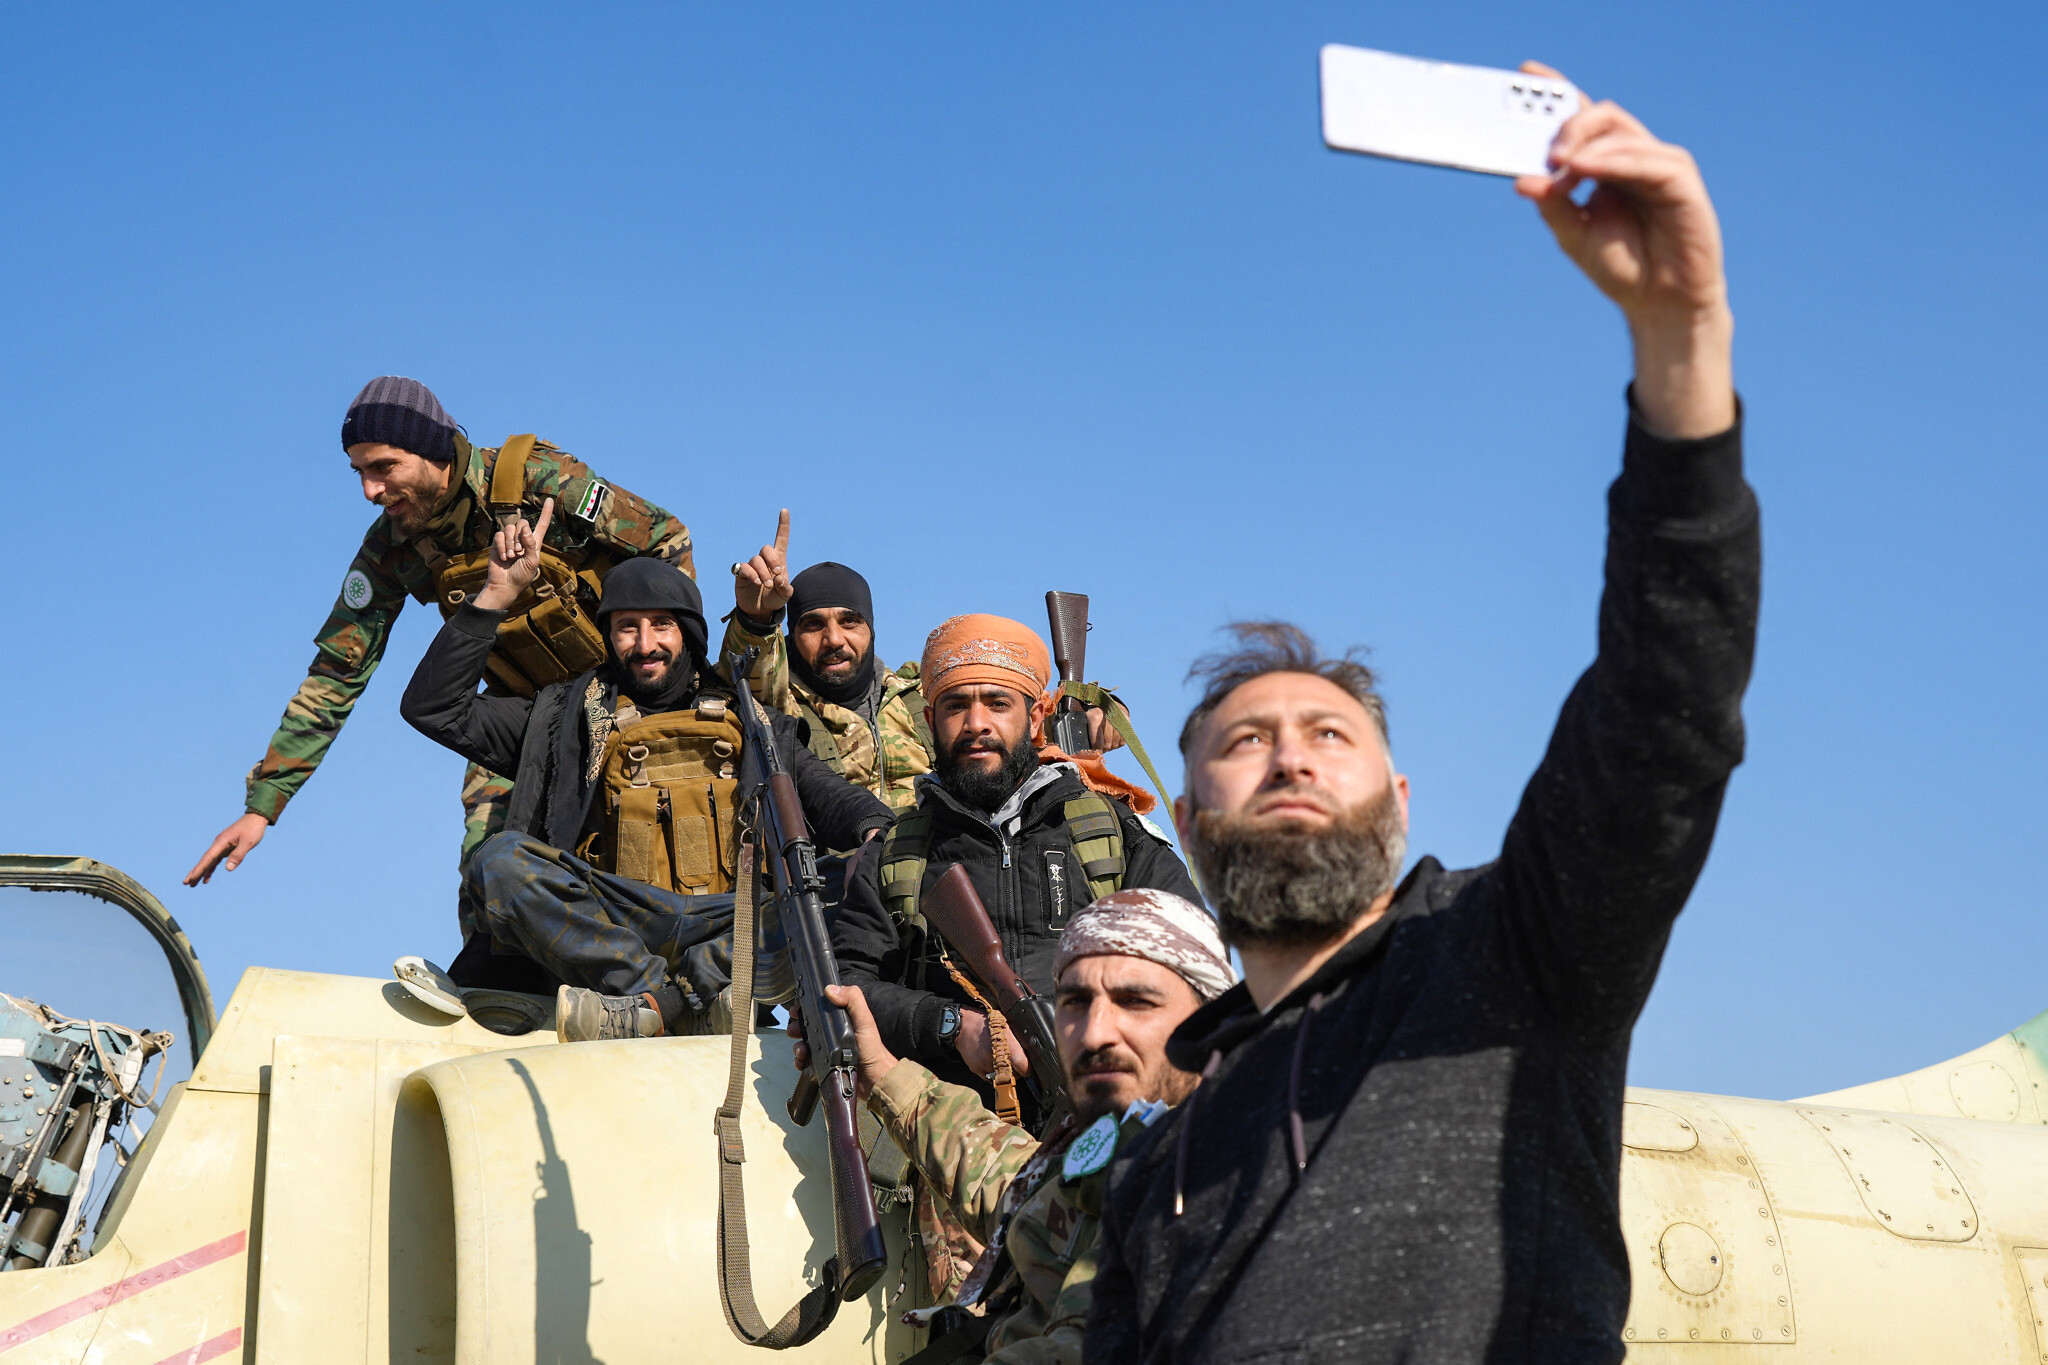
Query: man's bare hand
xmin=733 ymin=509 xmax=793 ymax=621
xmin=1514 ymin=63 xmax=1734 ymax=439
xmin=474 ymin=498 xmax=556 ymax=612
xmin=185 ymin=812 xmax=269 ymax=886
xmin=788 ymin=984 xmax=900 ymax=1101
xmin=1085 ymin=698 xmax=1128 ymax=754
xmin=955 ymin=1008 xmax=1031 ymax=1078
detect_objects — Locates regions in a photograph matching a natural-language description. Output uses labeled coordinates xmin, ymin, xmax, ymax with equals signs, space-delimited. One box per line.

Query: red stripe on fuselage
xmin=0 ymin=1231 xmax=247 ymax=1355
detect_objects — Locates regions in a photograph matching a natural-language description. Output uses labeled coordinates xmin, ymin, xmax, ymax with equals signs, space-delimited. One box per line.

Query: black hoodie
xmin=1086 ymin=408 xmax=1759 ymax=1365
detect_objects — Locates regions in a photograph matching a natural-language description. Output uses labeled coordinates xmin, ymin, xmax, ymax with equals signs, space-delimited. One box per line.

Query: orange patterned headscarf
xmin=920 ymin=612 xmax=1157 ymax=814
xmin=920 ymin=614 xmax=1052 ymax=704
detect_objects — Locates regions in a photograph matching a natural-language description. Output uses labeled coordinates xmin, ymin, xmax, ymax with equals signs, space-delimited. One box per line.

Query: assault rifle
xmin=725 ymin=647 xmax=888 ymax=1306
xmin=1045 ymin=591 xmax=1093 ymax=755
xmin=923 ymin=863 xmax=1069 ymax=1118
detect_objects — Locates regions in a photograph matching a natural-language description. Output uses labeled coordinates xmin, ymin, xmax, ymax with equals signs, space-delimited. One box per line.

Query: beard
xmin=935 ymin=728 xmax=1040 ymax=812
xmin=791 ymin=638 xmax=875 ymax=707
xmin=1066 ymin=1043 xmax=1201 ymax=1126
xmin=1189 ymin=785 xmax=1408 ymax=950
xmin=608 ymin=649 xmax=696 ymax=712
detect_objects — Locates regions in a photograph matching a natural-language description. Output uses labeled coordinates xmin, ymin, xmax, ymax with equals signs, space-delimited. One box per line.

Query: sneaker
xmin=555 ymin=985 xmax=663 ymax=1042
xmin=668 ymin=986 xmax=735 ymax=1037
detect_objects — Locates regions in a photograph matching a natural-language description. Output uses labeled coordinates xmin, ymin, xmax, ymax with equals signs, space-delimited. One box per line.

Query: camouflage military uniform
xmin=871 ymin=1061 xmax=1139 ymax=1365
xmin=245 ymin=434 xmax=693 ymax=925
xmin=723 ymin=615 xmax=932 ymax=812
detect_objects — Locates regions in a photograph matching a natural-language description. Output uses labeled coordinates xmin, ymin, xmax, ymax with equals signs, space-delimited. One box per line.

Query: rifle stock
xmin=1045 ymin=591 xmax=1092 ymax=755
xmin=727 ymin=648 xmax=888 ymax=1303
xmin=923 ymin=864 xmax=1068 ymax=1109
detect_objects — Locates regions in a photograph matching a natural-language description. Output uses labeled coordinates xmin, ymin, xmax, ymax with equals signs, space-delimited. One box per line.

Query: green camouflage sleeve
xmin=721 ymin=612 xmax=798 ymax=715
xmin=868 ymin=1061 xmax=1039 ymax=1245
xmin=243 ymin=534 xmax=407 ymax=822
xmin=987 ymin=1227 xmax=1099 ymax=1365
xmin=523 ymin=446 xmax=697 ymax=577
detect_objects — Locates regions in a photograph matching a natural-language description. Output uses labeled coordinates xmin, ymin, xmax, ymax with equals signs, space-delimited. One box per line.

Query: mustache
xmin=814 ymin=644 xmax=862 ymax=669
xmin=626 ymin=649 xmax=673 ymax=666
xmin=1069 ymin=1046 xmax=1138 ymax=1078
xmin=949 ymin=732 xmax=1011 ymax=761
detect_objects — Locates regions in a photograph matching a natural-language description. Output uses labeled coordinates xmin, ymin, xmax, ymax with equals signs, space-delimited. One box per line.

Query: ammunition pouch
xmin=420 ymin=433 xmax=616 ymax=698
xmin=580 ymin=699 xmax=745 ymax=895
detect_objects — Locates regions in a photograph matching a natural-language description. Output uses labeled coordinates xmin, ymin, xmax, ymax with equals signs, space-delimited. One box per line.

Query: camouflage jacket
xmin=722 ymin=615 xmax=932 ymax=812
xmin=243 ymin=435 xmax=694 ymax=822
xmin=871 ymin=1062 xmax=1122 ymax=1365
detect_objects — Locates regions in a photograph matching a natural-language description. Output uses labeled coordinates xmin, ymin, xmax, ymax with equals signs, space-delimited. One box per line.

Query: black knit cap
xmin=597 ymin=559 xmax=709 ymax=664
xmin=341 ymin=376 xmax=459 ymax=463
xmin=787 ymin=561 xmax=876 ymax=706
xmin=787 ymin=562 xmax=875 ymax=627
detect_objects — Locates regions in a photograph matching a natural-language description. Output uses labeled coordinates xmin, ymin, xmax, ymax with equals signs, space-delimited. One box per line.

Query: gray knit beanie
xmin=340 ymin=376 xmax=458 ymax=463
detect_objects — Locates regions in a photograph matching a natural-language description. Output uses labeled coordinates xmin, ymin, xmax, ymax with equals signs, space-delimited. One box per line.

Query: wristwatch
xmin=935 ymin=1002 xmax=963 ymax=1046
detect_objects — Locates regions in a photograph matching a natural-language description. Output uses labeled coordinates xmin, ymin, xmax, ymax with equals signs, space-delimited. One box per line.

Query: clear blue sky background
xmin=3 ymin=3 xmax=2041 ymax=1101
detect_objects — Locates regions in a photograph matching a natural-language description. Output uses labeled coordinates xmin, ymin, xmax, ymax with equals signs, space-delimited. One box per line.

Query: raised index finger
xmin=533 ymin=497 xmax=556 ymax=545
xmin=773 ymin=508 xmax=790 ymax=555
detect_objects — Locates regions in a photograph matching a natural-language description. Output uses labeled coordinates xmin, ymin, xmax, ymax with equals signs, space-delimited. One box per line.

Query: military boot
xmin=555 ymin=985 xmax=663 ymax=1042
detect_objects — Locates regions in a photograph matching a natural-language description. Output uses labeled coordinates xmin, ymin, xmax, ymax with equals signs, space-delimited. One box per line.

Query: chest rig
xmin=577 ymin=690 xmax=744 ymax=895
xmin=414 ymin=434 xmax=615 ymax=698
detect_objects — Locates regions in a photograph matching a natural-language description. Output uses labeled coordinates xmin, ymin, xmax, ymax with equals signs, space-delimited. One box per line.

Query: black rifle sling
xmin=714 ymin=834 xmax=845 ymax=1349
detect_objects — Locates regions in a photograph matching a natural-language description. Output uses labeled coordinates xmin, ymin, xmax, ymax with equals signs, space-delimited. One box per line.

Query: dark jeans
xmin=458 ymin=832 xmax=736 ymax=1003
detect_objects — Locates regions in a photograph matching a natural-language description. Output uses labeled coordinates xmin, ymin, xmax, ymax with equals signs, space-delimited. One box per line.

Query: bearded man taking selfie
xmin=1085 ymin=75 xmax=1759 ymax=1364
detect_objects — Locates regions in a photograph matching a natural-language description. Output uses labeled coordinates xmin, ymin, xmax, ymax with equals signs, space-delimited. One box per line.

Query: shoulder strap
xmin=795 ymin=697 xmax=846 ymax=773
xmin=879 ymin=804 xmax=935 ymax=929
xmin=715 ymin=838 xmax=847 ymax=1348
xmin=1062 ymin=792 xmax=1126 ymax=901
xmin=901 ymin=683 xmax=935 ymax=760
xmin=1054 ymin=680 xmax=1177 ymax=819
xmin=489 ymin=434 xmax=538 ymax=525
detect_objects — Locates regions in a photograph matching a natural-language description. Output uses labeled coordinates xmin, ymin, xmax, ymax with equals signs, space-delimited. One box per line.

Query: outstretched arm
xmin=1492 ymin=76 xmax=1756 ymax=1031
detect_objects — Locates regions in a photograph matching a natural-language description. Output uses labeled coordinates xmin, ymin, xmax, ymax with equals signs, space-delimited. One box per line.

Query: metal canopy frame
xmin=0 ymin=856 xmax=217 ymax=1059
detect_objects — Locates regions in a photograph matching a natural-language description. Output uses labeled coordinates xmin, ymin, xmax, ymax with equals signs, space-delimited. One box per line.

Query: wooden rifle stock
xmin=1045 ymin=591 xmax=1092 ymax=754
xmin=727 ymin=648 xmax=888 ymax=1302
xmin=923 ymin=865 xmax=1067 ymax=1107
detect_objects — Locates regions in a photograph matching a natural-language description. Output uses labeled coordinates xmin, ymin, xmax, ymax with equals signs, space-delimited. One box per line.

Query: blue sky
xmin=3 ymin=3 xmax=2041 ymax=1100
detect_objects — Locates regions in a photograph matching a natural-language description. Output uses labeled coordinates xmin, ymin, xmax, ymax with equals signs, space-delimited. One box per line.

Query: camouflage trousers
xmin=460 ymin=833 xmax=735 ymax=1002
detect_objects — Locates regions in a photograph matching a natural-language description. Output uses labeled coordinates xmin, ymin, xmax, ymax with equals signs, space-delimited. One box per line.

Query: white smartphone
xmin=1319 ymin=45 xmax=1582 ymax=179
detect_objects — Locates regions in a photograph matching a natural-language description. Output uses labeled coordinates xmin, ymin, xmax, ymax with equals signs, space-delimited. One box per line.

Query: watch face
xmin=938 ymin=1005 xmax=961 ymax=1041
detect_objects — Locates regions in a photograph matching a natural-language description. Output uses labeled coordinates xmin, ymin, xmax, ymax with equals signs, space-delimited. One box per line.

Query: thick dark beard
xmin=935 ymin=729 xmax=1040 ymax=812
xmin=608 ymin=652 xmax=696 ymax=713
xmin=1189 ymin=786 xmax=1408 ymax=950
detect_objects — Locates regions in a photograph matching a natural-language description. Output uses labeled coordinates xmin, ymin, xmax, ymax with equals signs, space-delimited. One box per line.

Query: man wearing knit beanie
xmin=185 ymin=376 xmax=699 ymax=951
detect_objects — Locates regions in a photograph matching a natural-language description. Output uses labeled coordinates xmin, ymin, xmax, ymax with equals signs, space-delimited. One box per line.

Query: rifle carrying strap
xmin=489 ymin=433 xmax=537 ymax=525
xmin=1054 ymin=680 xmax=1178 ymax=821
xmin=714 ymin=836 xmax=845 ymax=1349
xmin=938 ymin=957 xmax=1020 ymax=1126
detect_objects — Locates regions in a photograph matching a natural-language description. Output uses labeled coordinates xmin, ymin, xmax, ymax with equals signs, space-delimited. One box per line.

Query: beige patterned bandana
xmin=1054 ymin=888 xmax=1237 ymax=1002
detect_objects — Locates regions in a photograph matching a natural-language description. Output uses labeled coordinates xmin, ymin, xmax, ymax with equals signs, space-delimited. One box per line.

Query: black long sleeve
xmin=399 ymin=605 xmax=533 ymax=778
xmin=1486 ymin=405 xmax=1758 ymax=1034
xmin=1087 ymin=405 xmax=1760 ymax=1365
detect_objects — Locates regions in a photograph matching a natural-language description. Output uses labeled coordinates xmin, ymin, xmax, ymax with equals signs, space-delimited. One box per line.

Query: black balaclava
xmin=786 ymin=561 xmax=877 ymax=707
xmin=598 ymin=559 xmax=709 ymax=712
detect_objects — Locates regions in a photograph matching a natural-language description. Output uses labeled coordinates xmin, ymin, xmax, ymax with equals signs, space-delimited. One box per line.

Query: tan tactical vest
xmin=419 ymin=434 xmax=615 ymax=698
xmin=577 ymin=695 xmax=744 ymax=895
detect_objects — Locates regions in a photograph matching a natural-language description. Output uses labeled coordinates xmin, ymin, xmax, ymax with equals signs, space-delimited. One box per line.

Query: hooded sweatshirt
xmin=1085 ymin=407 xmax=1758 ymax=1365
